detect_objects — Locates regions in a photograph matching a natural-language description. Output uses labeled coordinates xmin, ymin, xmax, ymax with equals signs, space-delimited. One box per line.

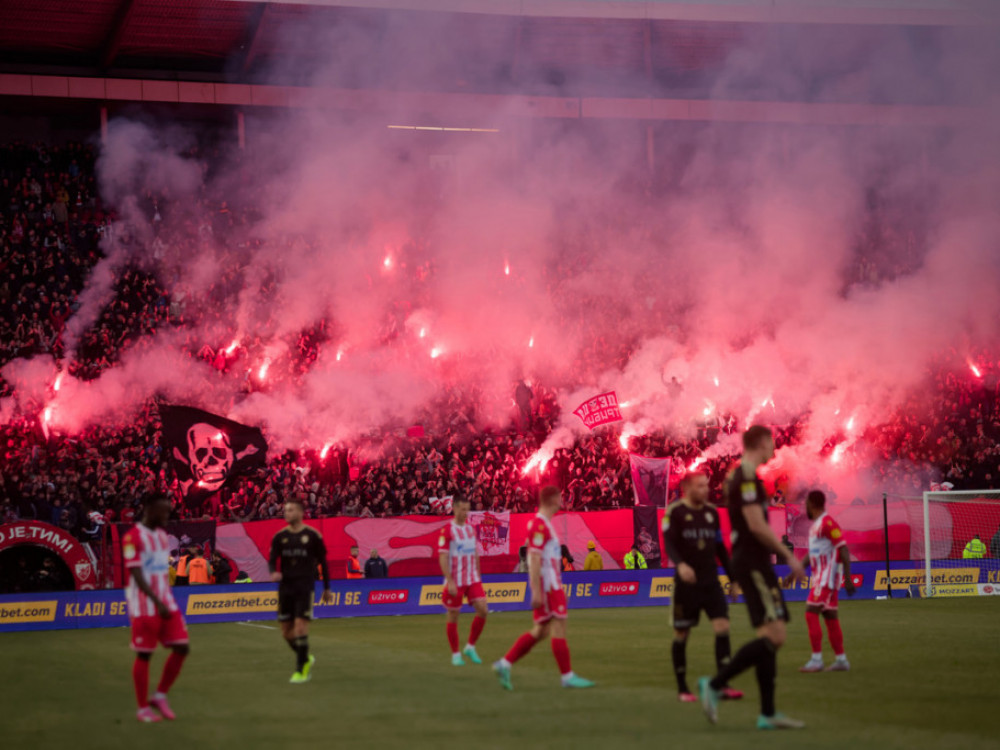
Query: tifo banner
xmin=573 ymin=391 xmax=623 ymax=429
xmin=0 ymin=521 xmax=99 ymax=590
xmin=629 ymin=454 xmax=670 ymax=506
xmin=632 ymin=507 xmax=662 ymax=568
xmin=159 ymin=405 xmax=268 ymax=504
xmin=4 ymin=559 xmax=999 ymax=632
xmin=468 ymin=511 xmax=510 ymax=556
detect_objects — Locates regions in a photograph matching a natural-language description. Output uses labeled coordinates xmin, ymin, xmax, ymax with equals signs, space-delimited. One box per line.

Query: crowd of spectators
xmin=1 ymin=139 xmax=998 ymax=544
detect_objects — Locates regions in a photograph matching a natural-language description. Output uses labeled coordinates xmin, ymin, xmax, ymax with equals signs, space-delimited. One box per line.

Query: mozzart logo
xmin=186 ymin=593 xmax=278 ymax=614
xmin=418 ymin=583 xmax=527 ymax=607
xmin=875 ymin=568 xmax=979 ymax=590
xmin=599 ymin=582 xmax=639 ymax=596
xmin=368 ymin=590 xmax=409 ymax=605
xmin=650 ymin=577 xmax=675 ymax=598
xmin=0 ymin=601 xmax=58 ymax=623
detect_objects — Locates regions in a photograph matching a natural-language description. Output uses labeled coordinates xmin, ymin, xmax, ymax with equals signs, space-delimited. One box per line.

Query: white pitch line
xmin=236 ymin=621 xmax=277 ymax=630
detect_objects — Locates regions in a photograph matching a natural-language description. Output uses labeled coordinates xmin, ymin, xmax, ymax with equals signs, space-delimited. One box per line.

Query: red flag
xmin=573 ymin=391 xmax=623 ymax=430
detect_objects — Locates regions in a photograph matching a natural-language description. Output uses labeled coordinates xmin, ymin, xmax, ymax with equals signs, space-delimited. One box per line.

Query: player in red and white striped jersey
xmin=122 ymin=494 xmax=189 ymax=723
xmin=799 ymin=490 xmax=855 ymax=672
xmin=438 ymin=494 xmax=488 ymax=665
xmin=493 ymin=486 xmax=594 ymax=690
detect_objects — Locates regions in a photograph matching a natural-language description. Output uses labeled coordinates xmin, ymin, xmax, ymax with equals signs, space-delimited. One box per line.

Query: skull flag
xmin=159 ymin=405 xmax=268 ymax=499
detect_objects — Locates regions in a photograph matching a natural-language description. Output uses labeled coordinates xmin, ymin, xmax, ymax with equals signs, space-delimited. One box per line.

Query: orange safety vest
xmin=346 ymin=555 xmax=363 ymax=579
xmin=188 ymin=558 xmax=211 ymax=584
xmin=176 ymin=555 xmax=190 ymax=577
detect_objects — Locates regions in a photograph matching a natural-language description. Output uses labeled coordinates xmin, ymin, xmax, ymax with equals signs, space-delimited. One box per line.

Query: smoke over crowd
xmin=3 ymin=11 xmax=999 ymax=503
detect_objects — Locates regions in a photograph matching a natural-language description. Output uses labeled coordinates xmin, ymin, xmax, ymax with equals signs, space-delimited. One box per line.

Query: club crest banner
xmin=469 ymin=511 xmax=510 ymax=556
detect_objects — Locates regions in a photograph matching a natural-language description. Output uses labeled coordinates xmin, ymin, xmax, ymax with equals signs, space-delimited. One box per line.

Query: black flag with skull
xmin=158 ymin=405 xmax=268 ymax=505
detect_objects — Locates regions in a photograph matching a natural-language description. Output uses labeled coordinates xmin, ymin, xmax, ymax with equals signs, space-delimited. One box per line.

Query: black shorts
xmin=672 ymin=580 xmax=728 ymax=629
xmin=277 ymin=583 xmax=314 ymax=622
xmin=734 ymin=563 xmax=789 ymax=628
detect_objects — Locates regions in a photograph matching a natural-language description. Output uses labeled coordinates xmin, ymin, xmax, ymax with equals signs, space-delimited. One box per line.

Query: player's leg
xmin=150 ymin=613 xmax=189 ymax=720
xmin=549 ymin=598 xmax=593 ymax=688
xmin=289 ymin=589 xmax=316 ymax=683
xmin=130 ymin=616 xmax=161 ymax=723
xmin=278 ymin=588 xmax=297 ymax=657
xmin=492 ymin=606 xmax=551 ymax=690
xmin=446 ymin=608 xmax=464 ymax=665
xmin=822 ymin=606 xmax=849 ymax=670
xmin=801 ymin=602 xmax=825 ymax=672
xmin=463 ymin=592 xmax=488 ymax=664
xmin=706 ymin=584 xmax=742 ymax=700
xmin=671 ymin=627 xmax=695 ymax=699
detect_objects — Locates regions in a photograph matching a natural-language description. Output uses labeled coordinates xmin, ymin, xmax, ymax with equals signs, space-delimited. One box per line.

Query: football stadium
xmin=1 ymin=0 xmax=999 ymax=747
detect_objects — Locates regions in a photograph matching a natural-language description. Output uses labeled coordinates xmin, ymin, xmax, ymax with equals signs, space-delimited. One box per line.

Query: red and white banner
xmin=0 ymin=521 xmax=100 ymax=590
xmin=469 ymin=511 xmax=510 ymax=556
xmin=573 ymin=391 xmax=623 ymax=429
xmin=629 ymin=454 xmax=671 ymax=507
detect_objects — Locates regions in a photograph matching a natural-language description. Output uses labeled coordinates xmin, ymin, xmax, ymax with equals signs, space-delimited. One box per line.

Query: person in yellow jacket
xmin=583 ymin=541 xmax=603 ymax=571
xmin=187 ymin=550 xmax=213 ymax=584
xmin=346 ymin=545 xmax=364 ymax=579
xmin=623 ymin=544 xmax=647 ymax=570
xmin=963 ymin=534 xmax=988 ymax=559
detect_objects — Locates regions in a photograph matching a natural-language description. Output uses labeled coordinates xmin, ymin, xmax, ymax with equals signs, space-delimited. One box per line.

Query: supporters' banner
xmin=7 ymin=560 xmax=1000 ymax=632
xmin=632 ymin=507 xmax=662 ymax=568
xmin=428 ymin=496 xmax=453 ymax=514
xmin=573 ymin=391 xmax=623 ymax=429
xmin=159 ymin=405 xmax=268 ymax=502
xmin=0 ymin=521 xmax=100 ymax=590
xmin=629 ymin=454 xmax=670 ymax=506
xmin=469 ymin=511 xmax=510 ymax=556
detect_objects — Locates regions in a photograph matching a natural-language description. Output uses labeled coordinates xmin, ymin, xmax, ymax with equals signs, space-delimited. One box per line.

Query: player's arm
xmin=437 ymin=529 xmax=456 ymax=595
xmin=527 ymin=549 xmax=543 ymax=608
xmin=662 ymin=515 xmax=694 ymax=584
xmin=129 ymin=567 xmax=169 ymax=618
xmin=268 ymin=534 xmax=281 ymax=582
xmin=742 ymin=503 xmax=805 ymax=580
xmin=714 ymin=530 xmax=733 ymax=580
xmin=839 ymin=545 xmax=855 ymax=595
xmin=315 ymin=534 xmax=334 ymax=604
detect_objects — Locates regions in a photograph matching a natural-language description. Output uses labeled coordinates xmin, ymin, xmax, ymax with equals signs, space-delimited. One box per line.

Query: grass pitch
xmin=1 ymin=598 xmax=998 ymax=749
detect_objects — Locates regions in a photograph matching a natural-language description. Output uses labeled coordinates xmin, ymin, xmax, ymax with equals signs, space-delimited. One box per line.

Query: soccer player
xmin=799 ymin=490 xmax=855 ymax=672
xmin=698 ymin=426 xmax=807 ymax=730
xmin=269 ymin=496 xmax=334 ymax=683
xmin=122 ymin=494 xmax=189 ymax=723
xmin=662 ymin=471 xmax=743 ymax=702
xmin=438 ymin=494 xmax=488 ymax=665
xmin=492 ymin=486 xmax=594 ymax=690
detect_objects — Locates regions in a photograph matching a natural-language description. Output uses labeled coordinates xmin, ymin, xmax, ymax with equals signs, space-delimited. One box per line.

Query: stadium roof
xmin=0 ymin=1 xmax=996 ymax=89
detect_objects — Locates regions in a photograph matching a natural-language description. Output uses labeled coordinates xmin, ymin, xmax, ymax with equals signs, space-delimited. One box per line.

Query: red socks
xmin=505 ymin=632 xmax=538 ymax=664
xmin=157 ymin=650 xmax=187 ymax=694
xmin=826 ymin=618 xmax=845 ymax=656
xmin=551 ymin=638 xmax=572 ymax=676
xmin=447 ymin=622 xmax=460 ymax=654
xmin=133 ymin=657 xmax=150 ymax=708
xmin=468 ymin=616 xmax=486 ymax=647
xmin=806 ymin=610 xmax=822 ymax=653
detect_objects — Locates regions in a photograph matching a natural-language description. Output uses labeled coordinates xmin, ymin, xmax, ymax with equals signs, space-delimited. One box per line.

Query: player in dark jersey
xmin=662 ymin=471 xmax=742 ymax=703
xmin=269 ymin=496 xmax=333 ymax=683
xmin=698 ymin=425 xmax=807 ymax=730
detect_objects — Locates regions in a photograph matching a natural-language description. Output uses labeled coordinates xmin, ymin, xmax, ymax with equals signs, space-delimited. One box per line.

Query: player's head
xmin=350 ymin=545 xmax=359 ymax=556
xmin=680 ymin=471 xmax=710 ymax=505
xmin=452 ymin=493 xmax=471 ymax=523
xmin=539 ymin=485 xmax=562 ymax=514
xmin=806 ymin=489 xmax=826 ymax=519
xmin=284 ymin=495 xmax=304 ymax=524
xmin=142 ymin=493 xmax=171 ymax=528
xmin=742 ymin=425 xmax=774 ymax=464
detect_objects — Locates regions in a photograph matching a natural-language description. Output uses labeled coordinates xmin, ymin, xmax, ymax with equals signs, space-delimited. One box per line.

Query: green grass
xmin=2 ymin=598 xmax=999 ymax=749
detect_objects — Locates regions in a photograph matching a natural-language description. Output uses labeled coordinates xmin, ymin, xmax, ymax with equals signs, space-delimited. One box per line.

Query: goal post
xmin=920 ymin=490 xmax=1000 ymax=598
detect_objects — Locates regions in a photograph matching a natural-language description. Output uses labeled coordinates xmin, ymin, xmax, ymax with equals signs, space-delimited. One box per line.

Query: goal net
xmin=916 ymin=490 xmax=1000 ymax=597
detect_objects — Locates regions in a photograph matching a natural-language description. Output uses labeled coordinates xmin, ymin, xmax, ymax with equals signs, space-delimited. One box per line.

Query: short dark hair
xmin=743 ymin=425 xmax=773 ymax=450
xmin=453 ymin=494 xmax=471 ymax=506
xmin=285 ymin=497 xmax=304 ymax=509
xmin=142 ymin=493 xmax=169 ymax=508
xmin=807 ymin=490 xmax=826 ymax=508
xmin=680 ymin=471 xmax=708 ymax=490
xmin=539 ymin=486 xmax=561 ymax=505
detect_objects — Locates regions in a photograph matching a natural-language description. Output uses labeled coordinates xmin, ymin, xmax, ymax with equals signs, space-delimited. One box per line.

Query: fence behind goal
xmin=917 ymin=490 xmax=1000 ymax=597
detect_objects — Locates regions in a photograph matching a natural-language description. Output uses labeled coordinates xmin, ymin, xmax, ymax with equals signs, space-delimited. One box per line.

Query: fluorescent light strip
xmin=387 ymin=125 xmax=500 ymax=132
